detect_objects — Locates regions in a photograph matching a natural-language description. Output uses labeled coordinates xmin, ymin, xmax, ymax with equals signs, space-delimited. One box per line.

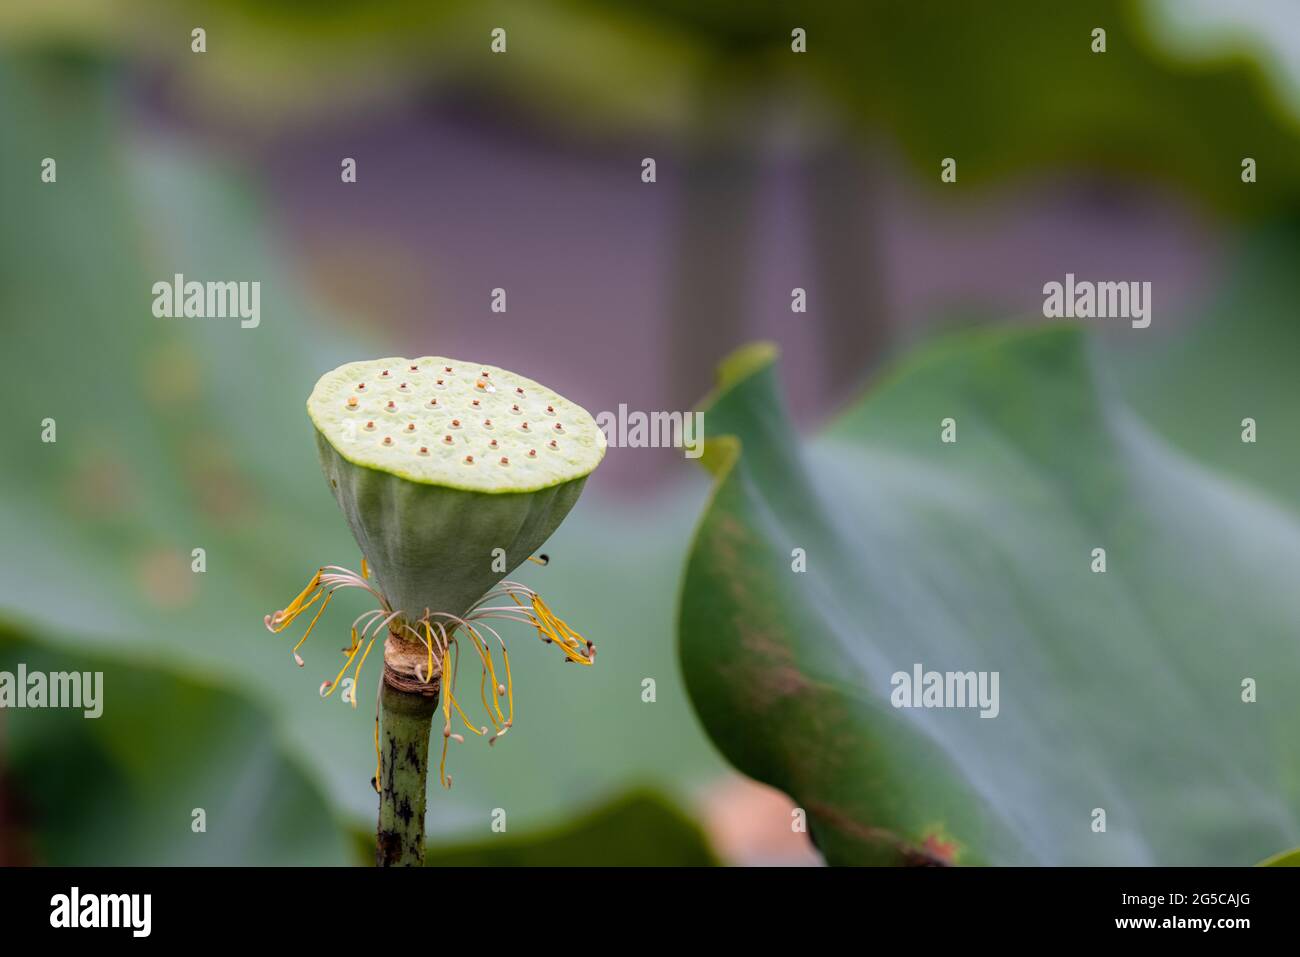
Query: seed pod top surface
xmin=307 ymin=356 xmax=606 ymax=493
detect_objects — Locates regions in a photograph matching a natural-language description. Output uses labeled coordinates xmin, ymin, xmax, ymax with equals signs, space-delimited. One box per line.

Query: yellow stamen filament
xmin=268 ymin=587 xmax=323 ymax=633
xmin=267 ymin=563 xmax=592 ymax=796
xmin=501 ymin=647 xmax=514 ymax=726
xmin=322 ymin=630 xmax=367 ymax=699
xmin=463 ymin=626 xmax=505 ymax=726
xmin=268 ymin=570 xmax=324 ymax=632
xmin=439 ymin=641 xmax=458 ymax=787
xmin=287 ymin=569 xmax=323 ymax=611
xmin=290 ymin=590 xmax=334 ymax=664
xmin=351 ymin=635 xmax=378 ymax=709
xmin=372 ymin=693 xmax=382 ymax=794
xmin=423 ymin=620 xmax=435 ymax=684
xmin=447 ymin=688 xmax=486 ymax=737
xmin=509 ymin=593 xmax=593 ymax=665
xmin=478 ymin=663 xmax=492 ymax=724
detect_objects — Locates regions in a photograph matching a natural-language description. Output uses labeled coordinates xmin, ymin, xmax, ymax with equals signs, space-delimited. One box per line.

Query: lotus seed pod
xmin=307 ymin=357 xmax=606 ymax=624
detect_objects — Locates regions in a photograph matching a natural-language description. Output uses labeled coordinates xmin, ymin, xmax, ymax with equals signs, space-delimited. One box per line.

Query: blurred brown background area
xmin=106 ymin=0 xmax=1256 ymax=497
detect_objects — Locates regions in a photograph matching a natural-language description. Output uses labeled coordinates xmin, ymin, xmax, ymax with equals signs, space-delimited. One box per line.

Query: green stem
xmin=376 ymin=679 xmax=439 ymax=867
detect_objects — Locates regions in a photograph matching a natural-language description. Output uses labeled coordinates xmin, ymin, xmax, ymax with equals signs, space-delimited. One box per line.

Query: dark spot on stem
xmin=376 ymin=830 xmax=403 ymax=867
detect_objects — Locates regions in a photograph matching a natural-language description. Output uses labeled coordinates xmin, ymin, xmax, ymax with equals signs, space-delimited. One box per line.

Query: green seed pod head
xmin=308 ymin=357 xmax=606 ymax=622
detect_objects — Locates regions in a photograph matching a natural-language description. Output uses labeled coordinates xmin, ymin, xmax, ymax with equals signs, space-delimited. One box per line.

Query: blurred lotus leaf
xmin=1103 ymin=225 xmax=1300 ymax=510
xmin=0 ymin=628 xmax=350 ymax=865
xmin=351 ymin=788 xmax=718 ymax=867
xmin=679 ymin=318 xmax=1300 ymax=865
xmin=598 ymin=0 xmax=1300 ymax=213
xmin=1259 ymin=847 xmax=1300 ymax=867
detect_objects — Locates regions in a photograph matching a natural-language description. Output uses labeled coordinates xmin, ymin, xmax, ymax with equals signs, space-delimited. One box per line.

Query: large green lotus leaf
xmin=344 ymin=788 xmax=717 ymax=866
xmin=422 ymin=788 xmax=717 ymax=866
xmin=0 ymin=628 xmax=350 ymax=865
xmin=679 ymin=329 xmax=1300 ymax=865
xmin=1102 ymin=224 xmax=1300 ymax=512
xmin=0 ymin=52 xmax=724 ymax=844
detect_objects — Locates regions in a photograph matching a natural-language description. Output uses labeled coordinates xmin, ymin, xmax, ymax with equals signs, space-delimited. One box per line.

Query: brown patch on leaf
xmin=806 ymin=799 xmax=951 ymax=866
xmin=737 ymin=624 xmax=810 ymax=698
xmin=921 ymin=830 xmax=961 ymax=865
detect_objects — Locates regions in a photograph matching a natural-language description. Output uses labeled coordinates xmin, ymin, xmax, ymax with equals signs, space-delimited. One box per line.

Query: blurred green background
xmin=1 ymin=1 xmax=1299 ymax=865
